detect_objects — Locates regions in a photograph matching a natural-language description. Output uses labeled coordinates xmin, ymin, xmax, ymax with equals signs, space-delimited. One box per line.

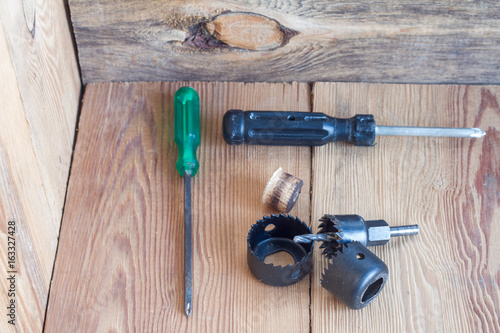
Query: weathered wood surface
xmin=44 ymin=81 xmax=499 ymax=332
xmin=0 ymin=1 xmax=81 ymax=332
xmin=44 ymin=82 xmax=312 ymax=332
xmin=311 ymin=83 xmax=500 ymax=332
xmin=68 ymin=0 xmax=500 ymax=84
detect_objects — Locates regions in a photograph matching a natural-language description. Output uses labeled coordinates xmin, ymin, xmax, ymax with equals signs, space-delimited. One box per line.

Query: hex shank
xmin=390 ymin=225 xmax=419 ymax=237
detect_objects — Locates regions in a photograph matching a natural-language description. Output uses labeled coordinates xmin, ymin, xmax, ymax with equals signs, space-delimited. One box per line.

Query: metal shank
xmin=184 ymin=172 xmax=192 ymax=316
xmin=390 ymin=225 xmax=419 ymax=237
xmin=375 ymin=125 xmax=486 ymax=138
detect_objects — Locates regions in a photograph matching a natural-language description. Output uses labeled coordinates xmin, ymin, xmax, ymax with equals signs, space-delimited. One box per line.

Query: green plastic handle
xmin=174 ymin=87 xmax=200 ymax=177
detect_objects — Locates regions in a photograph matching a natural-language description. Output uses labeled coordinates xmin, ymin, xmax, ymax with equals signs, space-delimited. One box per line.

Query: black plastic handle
xmin=222 ymin=110 xmax=376 ymax=146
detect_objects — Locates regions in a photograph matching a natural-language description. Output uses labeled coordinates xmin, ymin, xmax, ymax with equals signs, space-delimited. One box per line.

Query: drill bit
xmin=293 ymin=233 xmax=336 ymax=243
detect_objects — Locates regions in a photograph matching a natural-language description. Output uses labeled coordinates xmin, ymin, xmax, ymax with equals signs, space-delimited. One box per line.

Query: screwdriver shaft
xmin=184 ymin=172 xmax=193 ymax=317
xmin=375 ymin=125 xmax=486 ymax=138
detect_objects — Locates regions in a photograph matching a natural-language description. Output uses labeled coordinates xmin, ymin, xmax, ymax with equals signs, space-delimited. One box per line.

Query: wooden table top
xmin=44 ymin=82 xmax=500 ymax=332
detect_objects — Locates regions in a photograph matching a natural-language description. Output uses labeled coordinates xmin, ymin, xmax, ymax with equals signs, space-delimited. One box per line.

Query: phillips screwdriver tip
xmin=470 ymin=128 xmax=486 ymax=138
xmin=185 ymin=302 xmax=192 ymax=317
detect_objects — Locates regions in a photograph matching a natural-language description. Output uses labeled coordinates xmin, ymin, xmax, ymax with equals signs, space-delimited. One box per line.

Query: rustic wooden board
xmin=0 ymin=1 xmax=81 ymax=332
xmin=44 ymin=82 xmax=312 ymax=331
xmin=68 ymin=0 xmax=500 ymax=84
xmin=310 ymin=83 xmax=500 ymax=332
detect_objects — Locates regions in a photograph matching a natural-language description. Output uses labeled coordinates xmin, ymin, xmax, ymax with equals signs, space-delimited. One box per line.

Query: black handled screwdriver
xmin=222 ymin=110 xmax=485 ymax=146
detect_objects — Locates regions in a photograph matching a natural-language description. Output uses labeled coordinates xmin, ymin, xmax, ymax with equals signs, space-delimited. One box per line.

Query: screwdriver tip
xmin=471 ymin=128 xmax=486 ymax=138
xmin=185 ymin=302 xmax=192 ymax=317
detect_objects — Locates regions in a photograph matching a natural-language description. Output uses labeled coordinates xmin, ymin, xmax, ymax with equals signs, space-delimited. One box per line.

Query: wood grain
xmin=310 ymin=83 xmax=500 ymax=332
xmin=0 ymin=1 xmax=81 ymax=332
xmin=44 ymin=82 xmax=311 ymax=332
xmin=68 ymin=0 xmax=500 ymax=84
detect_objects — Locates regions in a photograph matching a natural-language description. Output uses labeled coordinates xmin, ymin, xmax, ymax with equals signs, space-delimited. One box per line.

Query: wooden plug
xmin=262 ymin=168 xmax=303 ymax=213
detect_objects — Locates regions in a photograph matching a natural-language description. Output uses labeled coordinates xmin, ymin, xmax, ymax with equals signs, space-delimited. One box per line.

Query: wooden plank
xmin=45 ymin=82 xmax=311 ymax=331
xmin=0 ymin=1 xmax=81 ymax=332
xmin=310 ymin=83 xmax=500 ymax=332
xmin=68 ymin=0 xmax=500 ymax=84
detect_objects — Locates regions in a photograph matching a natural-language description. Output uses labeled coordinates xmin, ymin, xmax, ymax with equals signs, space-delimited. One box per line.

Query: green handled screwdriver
xmin=174 ymin=87 xmax=200 ymax=317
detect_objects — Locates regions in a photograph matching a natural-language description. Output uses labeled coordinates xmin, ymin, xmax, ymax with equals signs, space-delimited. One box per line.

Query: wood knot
xmin=184 ymin=12 xmax=298 ymax=51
